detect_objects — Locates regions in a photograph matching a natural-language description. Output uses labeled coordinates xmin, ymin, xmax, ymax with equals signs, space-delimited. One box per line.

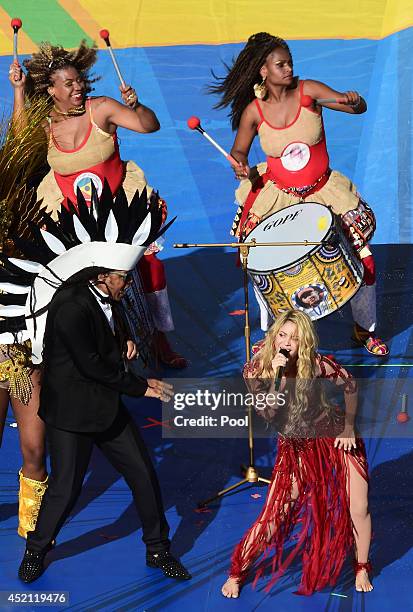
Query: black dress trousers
xmin=27 ymin=407 xmax=170 ymax=554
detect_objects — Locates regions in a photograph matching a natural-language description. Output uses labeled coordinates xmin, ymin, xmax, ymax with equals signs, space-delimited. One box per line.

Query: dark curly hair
xmin=208 ymin=32 xmax=292 ymax=130
xmin=23 ymin=39 xmax=99 ymax=100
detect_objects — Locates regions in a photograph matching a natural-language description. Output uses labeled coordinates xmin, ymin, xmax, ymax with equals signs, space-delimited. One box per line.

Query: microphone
xmin=274 ymin=348 xmax=289 ymax=391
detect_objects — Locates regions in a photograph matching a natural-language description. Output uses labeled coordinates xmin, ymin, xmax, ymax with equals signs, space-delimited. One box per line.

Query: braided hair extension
xmin=23 ymin=39 xmax=99 ymax=101
xmin=208 ymin=32 xmax=292 ymax=130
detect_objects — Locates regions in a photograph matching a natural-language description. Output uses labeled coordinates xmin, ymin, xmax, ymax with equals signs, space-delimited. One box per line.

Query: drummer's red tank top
xmin=47 ymin=99 xmax=124 ymax=209
xmin=255 ymin=81 xmax=330 ymax=188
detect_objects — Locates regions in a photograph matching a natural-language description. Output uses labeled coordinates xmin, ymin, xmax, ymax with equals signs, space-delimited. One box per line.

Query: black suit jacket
xmin=39 ymin=284 xmax=148 ymax=433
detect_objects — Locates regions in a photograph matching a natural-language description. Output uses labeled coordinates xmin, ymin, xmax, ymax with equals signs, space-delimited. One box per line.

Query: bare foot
xmin=355 ymin=568 xmax=373 ymax=592
xmin=221 ymin=577 xmax=240 ymax=598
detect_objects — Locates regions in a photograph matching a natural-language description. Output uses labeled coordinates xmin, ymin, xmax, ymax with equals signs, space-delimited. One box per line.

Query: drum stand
xmin=174 ymin=238 xmax=322 ymax=507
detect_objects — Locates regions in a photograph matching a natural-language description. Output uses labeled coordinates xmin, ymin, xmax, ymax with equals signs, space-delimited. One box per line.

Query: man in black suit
xmin=18 ymin=267 xmax=191 ymax=583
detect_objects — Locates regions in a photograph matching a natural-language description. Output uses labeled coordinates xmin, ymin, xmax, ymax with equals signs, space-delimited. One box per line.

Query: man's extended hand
xmin=126 ymin=340 xmax=137 ymax=360
xmin=145 ymin=379 xmax=174 ymax=402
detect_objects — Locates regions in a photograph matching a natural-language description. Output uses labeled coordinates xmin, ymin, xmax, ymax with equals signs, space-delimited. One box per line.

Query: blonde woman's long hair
xmin=254 ymin=310 xmax=318 ymax=379
xmin=253 ymin=310 xmax=328 ymax=436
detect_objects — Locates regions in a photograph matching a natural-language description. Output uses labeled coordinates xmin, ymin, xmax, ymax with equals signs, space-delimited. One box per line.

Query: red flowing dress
xmin=229 ymin=351 xmax=368 ymax=595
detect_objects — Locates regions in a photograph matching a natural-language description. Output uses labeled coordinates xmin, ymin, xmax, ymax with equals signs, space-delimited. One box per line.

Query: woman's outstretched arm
xmin=304 ymin=79 xmax=367 ymax=114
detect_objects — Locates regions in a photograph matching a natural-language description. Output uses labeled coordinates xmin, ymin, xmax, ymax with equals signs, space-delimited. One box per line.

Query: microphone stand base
xmin=197 ymin=466 xmax=271 ymax=508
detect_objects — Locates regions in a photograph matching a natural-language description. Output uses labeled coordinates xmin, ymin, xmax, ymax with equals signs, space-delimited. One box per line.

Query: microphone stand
xmin=173 ymin=238 xmax=323 ymax=507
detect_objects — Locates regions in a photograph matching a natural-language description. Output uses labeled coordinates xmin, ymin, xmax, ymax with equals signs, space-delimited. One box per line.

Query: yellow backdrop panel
xmin=76 ymin=0 xmax=413 ymax=45
xmin=0 ymin=0 xmax=412 ymax=55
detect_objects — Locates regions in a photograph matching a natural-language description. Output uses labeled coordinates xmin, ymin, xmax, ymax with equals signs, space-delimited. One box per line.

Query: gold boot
xmin=18 ymin=469 xmax=48 ymax=538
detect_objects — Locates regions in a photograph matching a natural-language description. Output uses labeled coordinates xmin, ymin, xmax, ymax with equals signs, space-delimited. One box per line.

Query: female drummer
xmin=8 ymin=41 xmax=186 ymax=368
xmin=210 ymin=32 xmax=388 ymax=356
xmin=221 ymin=309 xmax=373 ymax=597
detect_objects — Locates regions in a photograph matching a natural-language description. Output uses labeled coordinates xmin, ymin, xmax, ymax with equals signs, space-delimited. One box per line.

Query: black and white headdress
xmin=0 ymin=182 xmax=173 ymax=363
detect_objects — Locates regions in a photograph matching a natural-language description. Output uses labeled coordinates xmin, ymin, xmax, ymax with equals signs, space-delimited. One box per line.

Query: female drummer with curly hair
xmin=210 ymin=32 xmax=388 ymax=356
xmin=8 ymin=40 xmax=186 ymax=368
xmin=221 ymin=310 xmax=373 ymax=597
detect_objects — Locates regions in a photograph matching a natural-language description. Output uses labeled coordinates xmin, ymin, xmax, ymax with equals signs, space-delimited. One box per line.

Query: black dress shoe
xmin=146 ymin=551 xmax=191 ymax=580
xmin=18 ymin=548 xmax=47 ymax=583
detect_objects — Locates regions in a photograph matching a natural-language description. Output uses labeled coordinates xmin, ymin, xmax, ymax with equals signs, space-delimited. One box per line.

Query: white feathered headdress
xmin=0 ymin=181 xmax=174 ymax=363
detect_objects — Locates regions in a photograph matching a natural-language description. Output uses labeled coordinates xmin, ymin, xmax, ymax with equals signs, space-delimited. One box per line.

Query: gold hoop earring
xmin=254 ymin=77 xmax=267 ymax=100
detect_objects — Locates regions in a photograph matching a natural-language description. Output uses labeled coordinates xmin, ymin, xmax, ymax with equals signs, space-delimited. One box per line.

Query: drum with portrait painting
xmin=246 ymin=202 xmax=363 ymax=321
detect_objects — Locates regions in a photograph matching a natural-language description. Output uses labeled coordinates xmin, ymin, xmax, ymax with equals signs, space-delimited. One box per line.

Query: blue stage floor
xmin=1 ymin=244 xmax=412 ymax=611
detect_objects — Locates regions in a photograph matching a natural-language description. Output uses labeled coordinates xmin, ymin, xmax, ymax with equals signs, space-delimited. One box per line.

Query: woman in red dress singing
xmin=221 ymin=310 xmax=373 ymax=597
xmin=210 ymin=32 xmax=388 ymax=356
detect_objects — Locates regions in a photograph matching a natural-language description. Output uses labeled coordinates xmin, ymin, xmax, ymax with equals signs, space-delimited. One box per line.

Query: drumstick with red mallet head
xmin=99 ymin=29 xmax=126 ymax=88
xmin=397 ymin=394 xmax=410 ymax=423
xmin=187 ymin=116 xmax=239 ymax=165
xmin=302 ymin=94 xmax=350 ymax=106
xmin=11 ymin=17 xmax=22 ymax=63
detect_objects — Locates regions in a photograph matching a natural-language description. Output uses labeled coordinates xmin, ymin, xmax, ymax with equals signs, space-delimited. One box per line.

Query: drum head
xmin=246 ymin=203 xmax=333 ymax=273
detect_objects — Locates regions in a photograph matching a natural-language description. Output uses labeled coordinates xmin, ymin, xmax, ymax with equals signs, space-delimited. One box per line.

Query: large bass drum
xmin=246 ymin=202 xmax=363 ymax=321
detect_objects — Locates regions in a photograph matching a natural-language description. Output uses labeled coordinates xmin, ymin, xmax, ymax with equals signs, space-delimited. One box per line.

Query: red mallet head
xmin=397 ymin=394 xmax=410 ymax=423
xmin=301 ymin=94 xmax=313 ymax=107
xmin=99 ymin=29 xmax=110 ymax=46
xmin=187 ymin=116 xmax=201 ymax=130
xmin=11 ymin=17 xmax=22 ymax=31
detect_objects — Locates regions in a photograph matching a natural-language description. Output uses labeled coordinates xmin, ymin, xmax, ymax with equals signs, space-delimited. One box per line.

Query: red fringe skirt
xmin=229 ymin=434 xmax=368 ymax=595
